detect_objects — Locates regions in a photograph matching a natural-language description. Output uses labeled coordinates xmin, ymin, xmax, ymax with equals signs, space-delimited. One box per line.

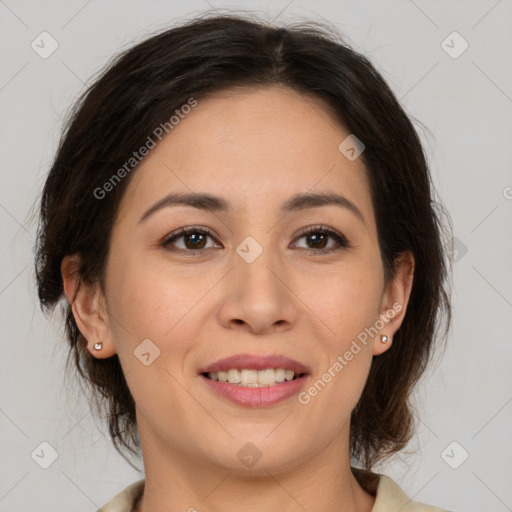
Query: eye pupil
xmin=308 ymin=233 xmax=327 ymax=249
xmin=185 ymin=233 xmax=206 ymax=249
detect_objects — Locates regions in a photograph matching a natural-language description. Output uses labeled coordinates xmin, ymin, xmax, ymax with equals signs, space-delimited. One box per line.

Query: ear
xmin=61 ymin=254 xmax=117 ymax=358
xmin=372 ymin=250 xmax=415 ymax=356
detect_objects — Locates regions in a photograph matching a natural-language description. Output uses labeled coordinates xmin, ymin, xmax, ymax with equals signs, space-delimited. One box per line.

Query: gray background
xmin=1 ymin=1 xmax=511 ymax=511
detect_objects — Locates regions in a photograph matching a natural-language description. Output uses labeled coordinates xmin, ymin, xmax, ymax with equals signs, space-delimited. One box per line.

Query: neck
xmin=134 ymin=417 xmax=376 ymax=512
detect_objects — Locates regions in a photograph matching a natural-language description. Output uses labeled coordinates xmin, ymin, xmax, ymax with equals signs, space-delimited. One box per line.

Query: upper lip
xmin=199 ymin=353 xmax=311 ymax=375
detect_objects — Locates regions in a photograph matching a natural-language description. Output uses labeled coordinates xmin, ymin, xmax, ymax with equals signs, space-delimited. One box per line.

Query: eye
xmin=161 ymin=226 xmax=220 ymax=254
xmin=161 ymin=225 xmax=350 ymax=255
xmin=291 ymin=225 xmax=350 ymax=254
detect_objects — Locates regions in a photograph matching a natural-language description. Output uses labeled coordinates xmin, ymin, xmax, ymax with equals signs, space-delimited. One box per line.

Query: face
xmin=68 ymin=85 xmax=413 ymax=475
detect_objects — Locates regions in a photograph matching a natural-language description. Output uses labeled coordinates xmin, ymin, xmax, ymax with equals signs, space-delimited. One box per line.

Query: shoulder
xmin=96 ymin=479 xmax=145 ymax=512
xmin=374 ymin=473 xmax=451 ymax=511
xmin=352 ymin=467 xmax=451 ymax=512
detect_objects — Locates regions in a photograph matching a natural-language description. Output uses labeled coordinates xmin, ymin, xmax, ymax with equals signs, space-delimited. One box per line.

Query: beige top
xmin=96 ymin=468 xmax=450 ymax=511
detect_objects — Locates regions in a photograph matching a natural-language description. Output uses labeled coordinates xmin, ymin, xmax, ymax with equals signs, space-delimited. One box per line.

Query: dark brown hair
xmin=33 ymin=11 xmax=452 ymax=472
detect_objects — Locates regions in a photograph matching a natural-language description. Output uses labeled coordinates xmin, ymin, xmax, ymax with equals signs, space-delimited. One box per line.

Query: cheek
xmin=299 ymin=271 xmax=379 ymax=417
xmin=105 ymin=249 xmax=226 ymax=374
xmin=302 ymin=261 xmax=384 ymax=341
xmin=104 ymin=249 xmax=188 ymax=346
xmin=104 ymin=258 xmax=203 ymax=415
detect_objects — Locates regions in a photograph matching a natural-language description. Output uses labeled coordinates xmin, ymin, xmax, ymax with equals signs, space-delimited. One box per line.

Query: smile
xmin=200 ymin=371 xmax=310 ymax=407
xmin=203 ymin=368 xmax=304 ymax=387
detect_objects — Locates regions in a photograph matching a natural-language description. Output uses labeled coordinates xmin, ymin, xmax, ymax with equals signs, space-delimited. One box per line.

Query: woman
xmin=34 ymin=12 xmax=452 ymax=512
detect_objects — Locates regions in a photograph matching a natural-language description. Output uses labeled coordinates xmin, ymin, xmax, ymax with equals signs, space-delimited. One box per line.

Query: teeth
xmin=257 ymin=369 xmax=275 ymax=385
xmin=275 ymin=368 xmax=285 ymax=383
xmin=240 ymin=369 xmax=258 ymax=385
xmin=284 ymin=369 xmax=294 ymax=381
xmin=206 ymin=368 xmax=300 ymax=387
xmin=227 ymin=369 xmax=240 ymax=384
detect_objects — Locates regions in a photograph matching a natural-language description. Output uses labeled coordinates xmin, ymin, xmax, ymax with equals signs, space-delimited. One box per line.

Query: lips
xmin=198 ymin=353 xmax=311 ymax=375
xmin=198 ymin=354 xmax=312 ymax=407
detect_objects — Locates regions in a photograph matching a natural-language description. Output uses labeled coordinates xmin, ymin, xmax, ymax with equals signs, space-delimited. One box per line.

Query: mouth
xmin=198 ymin=353 xmax=311 ymax=407
xmin=201 ymin=368 xmax=308 ymax=388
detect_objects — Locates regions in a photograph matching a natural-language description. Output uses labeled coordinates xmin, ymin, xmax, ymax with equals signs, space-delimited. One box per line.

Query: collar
xmin=97 ymin=468 xmax=448 ymax=511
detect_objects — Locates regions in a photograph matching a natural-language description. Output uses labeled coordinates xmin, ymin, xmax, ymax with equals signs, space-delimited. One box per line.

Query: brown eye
xmin=292 ymin=226 xmax=350 ymax=253
xmin=162 ymin=227 xmax=220 ymax=253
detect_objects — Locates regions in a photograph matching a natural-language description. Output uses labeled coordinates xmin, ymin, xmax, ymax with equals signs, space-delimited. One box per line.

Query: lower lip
xmin=199 ymin=375 xmax=309 ymax=407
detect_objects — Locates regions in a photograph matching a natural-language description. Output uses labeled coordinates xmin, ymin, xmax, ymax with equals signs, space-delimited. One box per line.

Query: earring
xmin=93 ymin=341 xmax=103 ymax=350
xmin=381 ymin=335 xmax=390 ymax=343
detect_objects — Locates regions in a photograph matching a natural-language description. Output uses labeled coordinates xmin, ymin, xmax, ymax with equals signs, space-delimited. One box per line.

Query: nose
xmin=217 ymin=243 xmax=299 ymax=335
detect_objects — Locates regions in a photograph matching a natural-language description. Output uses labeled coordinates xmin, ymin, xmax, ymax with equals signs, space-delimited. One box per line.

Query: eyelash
xmin=161 ymin=225 xmax=350 ymax=256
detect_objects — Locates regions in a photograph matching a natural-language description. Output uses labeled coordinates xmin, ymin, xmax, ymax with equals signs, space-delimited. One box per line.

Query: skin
xmin=62 ymin=84 xmax=414 ymax=512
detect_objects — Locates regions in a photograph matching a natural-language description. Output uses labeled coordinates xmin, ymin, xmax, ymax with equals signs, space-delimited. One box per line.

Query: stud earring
xmin=93 ymin=341 xmax=103 ymax=350
xmin=381 ymin=335 xmax=390 ymax=343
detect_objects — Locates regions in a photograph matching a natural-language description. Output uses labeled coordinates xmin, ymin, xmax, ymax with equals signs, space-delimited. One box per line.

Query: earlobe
xmin=372 ymin=251 xmax=415 ymax=356
xmin=61 ymin=255 xmax=116 ymax=358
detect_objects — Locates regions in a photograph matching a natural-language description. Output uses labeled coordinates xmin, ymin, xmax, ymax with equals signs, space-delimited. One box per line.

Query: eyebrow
xmin=138 ymin=191 xmax=365 ymax=225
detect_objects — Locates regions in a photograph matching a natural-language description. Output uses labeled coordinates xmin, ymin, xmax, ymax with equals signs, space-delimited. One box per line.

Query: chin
xmin=202 ymin=435 xmax=309 ymax=476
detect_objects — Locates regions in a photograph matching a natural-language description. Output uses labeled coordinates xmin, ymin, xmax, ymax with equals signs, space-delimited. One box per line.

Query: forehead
xmin=116 ymin=85 xmax=374 ymax=228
